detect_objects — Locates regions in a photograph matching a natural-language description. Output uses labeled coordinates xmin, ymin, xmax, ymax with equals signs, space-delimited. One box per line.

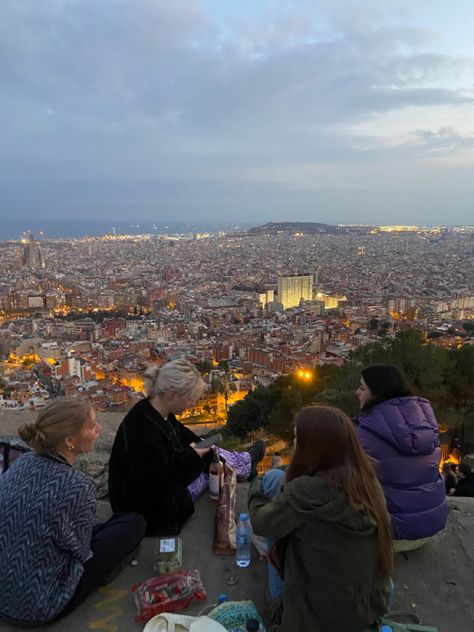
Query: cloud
xmin=0 ymin=0 xmax=473 ymax=223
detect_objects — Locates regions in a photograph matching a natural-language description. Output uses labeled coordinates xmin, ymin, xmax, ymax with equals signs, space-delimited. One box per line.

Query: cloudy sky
xmin=1 ymin=0 xmax=474 ymax=226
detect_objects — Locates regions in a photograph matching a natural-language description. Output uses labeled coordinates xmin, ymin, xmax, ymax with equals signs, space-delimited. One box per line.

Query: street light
xmin=296 ymin=369 xmax=313 ymax=382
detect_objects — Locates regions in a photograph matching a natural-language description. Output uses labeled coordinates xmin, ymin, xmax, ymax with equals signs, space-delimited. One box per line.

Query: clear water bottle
xmin=236 ymin=513 xmax=251 ymax=568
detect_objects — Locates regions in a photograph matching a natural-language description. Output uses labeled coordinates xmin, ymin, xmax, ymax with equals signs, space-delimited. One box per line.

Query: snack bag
xmin=153 ymin=537 xmax=183 ymax=574
xmin=132 ymin=569 xmax=207 ymax=623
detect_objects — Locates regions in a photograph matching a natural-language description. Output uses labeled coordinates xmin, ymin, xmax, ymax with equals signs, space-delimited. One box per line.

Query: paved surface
xmin=390 ymin=496 xmax=474 ymax=631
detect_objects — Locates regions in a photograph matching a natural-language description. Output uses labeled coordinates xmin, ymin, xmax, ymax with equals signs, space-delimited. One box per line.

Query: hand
xmin=190 ymin=442 xmax=211 ymax=458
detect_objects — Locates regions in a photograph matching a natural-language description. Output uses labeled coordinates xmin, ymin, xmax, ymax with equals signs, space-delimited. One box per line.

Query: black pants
xmin=57 ymin=511 xmax=146 ymax=619
xmin=0 ymin=512 xmax=146 ymax=627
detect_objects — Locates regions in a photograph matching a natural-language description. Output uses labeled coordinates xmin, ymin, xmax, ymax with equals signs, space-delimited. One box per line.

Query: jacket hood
xmin=356 ymin=396 xmax=439 ymax=456
xmin=282 ymin=473 xmax=377 ymax=537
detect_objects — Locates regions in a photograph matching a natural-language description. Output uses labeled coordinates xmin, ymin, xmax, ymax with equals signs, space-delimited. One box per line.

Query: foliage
xmin=227 ymin=330 xmax=474 ymax=446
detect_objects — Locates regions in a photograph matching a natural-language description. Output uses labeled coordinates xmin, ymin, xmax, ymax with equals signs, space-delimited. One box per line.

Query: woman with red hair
xmin=248 ymin=406 xmax=392 ymax=632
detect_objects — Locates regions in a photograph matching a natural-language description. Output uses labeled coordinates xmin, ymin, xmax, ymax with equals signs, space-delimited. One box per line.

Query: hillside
xmin=246 ymin=221 xmax=340 ymax=235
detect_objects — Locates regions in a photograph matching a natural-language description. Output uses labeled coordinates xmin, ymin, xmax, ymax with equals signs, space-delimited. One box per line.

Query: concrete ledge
xmin=1 ymin=489 xmax=473 ymax=631
xmin=391 ymin=496 xmax=474 ymax=630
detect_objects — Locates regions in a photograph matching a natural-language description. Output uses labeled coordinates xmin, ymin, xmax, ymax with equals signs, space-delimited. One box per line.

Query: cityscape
xmin=0 ymin=222 xmax=472 ymax=419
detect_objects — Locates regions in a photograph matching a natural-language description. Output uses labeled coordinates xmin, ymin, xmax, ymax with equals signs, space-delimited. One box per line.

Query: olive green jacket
xmin=248 ymin=473 xmax=390 ymax=632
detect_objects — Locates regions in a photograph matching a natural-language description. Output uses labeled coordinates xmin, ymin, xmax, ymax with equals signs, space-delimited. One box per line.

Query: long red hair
xmin=286 ymin=405 xmax=393 ymax=577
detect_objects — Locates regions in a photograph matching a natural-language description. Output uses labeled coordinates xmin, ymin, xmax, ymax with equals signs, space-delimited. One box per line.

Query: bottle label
xmin=209 ymin=472 xmax=220 ymax=499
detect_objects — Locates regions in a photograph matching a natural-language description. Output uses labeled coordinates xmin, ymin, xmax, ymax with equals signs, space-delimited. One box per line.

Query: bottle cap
xmin=246 ymin=619 xmax=260 ymax=631
xmin=239 ymin=513 xmax=249 ymax=521
xmin=217 ymin=593 xmax=228 ymax=603
xmin=380 ymin=626 xmax=393 ymax=632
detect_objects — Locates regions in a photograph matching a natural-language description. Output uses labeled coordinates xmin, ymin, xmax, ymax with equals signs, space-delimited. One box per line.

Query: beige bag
xmin=213 ymin=458 xmax=237 ymax=555
xmin=143 ymin=612 xmax=227 ymax=632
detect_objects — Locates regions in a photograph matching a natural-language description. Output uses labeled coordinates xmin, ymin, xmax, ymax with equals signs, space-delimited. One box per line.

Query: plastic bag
xmin=143 ymin=612 xmax=227 ymax=632
xmin=132 ymin=569 xmax=207 ymax=623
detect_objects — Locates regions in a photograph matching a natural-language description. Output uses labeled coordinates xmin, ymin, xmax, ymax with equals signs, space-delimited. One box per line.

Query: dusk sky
xmin=1 ymin=0 xmax=474 ymax=227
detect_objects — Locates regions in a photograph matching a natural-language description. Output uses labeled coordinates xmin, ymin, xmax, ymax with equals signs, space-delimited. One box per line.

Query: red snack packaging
xmin=131 ymin=569 xmax=207 ymax=623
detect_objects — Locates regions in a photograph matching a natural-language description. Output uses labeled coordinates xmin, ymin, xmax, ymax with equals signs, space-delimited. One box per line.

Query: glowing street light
xmin=296 ymin=369 xmax=313 ymax=381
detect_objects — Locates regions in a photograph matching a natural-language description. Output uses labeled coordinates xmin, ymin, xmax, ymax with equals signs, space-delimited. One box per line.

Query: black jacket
xmin=454 ymin=473 xmax=474 ymax=498
xmin=108 ymin=398 xmax=210 ymax=536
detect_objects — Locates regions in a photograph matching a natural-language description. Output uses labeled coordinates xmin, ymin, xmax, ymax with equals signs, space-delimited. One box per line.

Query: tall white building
xmin=277 ymin=275 xmax=313 ymax=309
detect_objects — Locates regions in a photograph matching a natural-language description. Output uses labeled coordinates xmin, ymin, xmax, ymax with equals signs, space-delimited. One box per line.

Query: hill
xmin=246 ymin=221 xmax=340 ymax=235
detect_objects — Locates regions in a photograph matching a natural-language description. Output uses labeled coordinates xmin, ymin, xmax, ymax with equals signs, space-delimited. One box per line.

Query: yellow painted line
xmin=88 ymin=586 xmax=128 ymax=632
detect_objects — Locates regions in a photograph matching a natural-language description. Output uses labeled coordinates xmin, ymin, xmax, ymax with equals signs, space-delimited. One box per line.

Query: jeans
xmin=261 ymin=468 xmax=286 ymax=600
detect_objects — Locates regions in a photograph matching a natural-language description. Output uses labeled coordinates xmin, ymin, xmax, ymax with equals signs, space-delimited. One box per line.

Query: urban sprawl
xmin=0 ymin=224 xmax=473 ymax=417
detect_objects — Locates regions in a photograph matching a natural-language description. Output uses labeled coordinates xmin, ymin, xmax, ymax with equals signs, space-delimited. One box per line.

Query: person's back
xmin=356 ymin=396 xmax=447 ymax=540
xmin=453 ymin=462 xmax=474 ymax=497
xmin=0 ymin=452 xmax=96 ymax=623
xmin=248 ymin=406 xmax=391 ymax=632
xmin=268 ymin=475 xmax=388 ymax=632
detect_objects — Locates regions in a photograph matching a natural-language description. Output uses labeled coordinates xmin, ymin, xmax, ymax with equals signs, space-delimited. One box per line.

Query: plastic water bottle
xmin=235 ymin=513 xmax=251 ymax=567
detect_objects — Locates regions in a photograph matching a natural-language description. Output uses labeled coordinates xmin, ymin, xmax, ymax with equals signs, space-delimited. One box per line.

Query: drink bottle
xmin=235 ymin=513 xmax=251 ymax=567
xmin=209 ymin=448 xmax=222 ymax=502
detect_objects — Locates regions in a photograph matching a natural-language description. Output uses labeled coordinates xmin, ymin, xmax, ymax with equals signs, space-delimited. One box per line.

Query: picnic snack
xmin=152 ymin=537 xmax=183 ymax=574
xmin=132 ymin=569 xmax=206 ymax=623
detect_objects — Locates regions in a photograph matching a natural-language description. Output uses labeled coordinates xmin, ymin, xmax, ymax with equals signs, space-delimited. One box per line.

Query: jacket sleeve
xmin=176 ymin=420 xmax=201 ymax=446
xmin=248 ymin=478 xmax=304 ymax=539
xmin=128 ymin=439 xmax=204 ymax=498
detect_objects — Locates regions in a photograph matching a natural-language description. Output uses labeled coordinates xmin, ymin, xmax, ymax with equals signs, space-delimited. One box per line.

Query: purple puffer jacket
xmin=355 ymin=396 xmax=447 ymax=541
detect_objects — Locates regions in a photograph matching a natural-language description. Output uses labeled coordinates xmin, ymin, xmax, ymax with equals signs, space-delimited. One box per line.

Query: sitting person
xmin=248 ymin=406 xmax=392 ymax=632
xmin=453 ymin=460 xmax=474 ymax=497
xmin=108 ymin=359 xmax=265 ymax=536
xmin=443 ymin=462 xmax=458 ymax=496
xmin=354 ymin=364 xmax=447 ymax=552
xmin=0 ymin=397 xmax=145 ymax=626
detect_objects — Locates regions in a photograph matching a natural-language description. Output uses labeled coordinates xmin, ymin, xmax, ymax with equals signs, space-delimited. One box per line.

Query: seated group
xmin=0 ymin=360 xmax=447 ymax=631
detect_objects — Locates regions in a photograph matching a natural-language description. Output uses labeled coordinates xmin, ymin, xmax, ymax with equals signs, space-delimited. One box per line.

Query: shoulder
xmin=123 ymin=397 xmax=150 ymax=423
xmin=119 ymin=398 xmax=160 ymax=442
xmin=283 ymin=474 xmax=339 ymax=508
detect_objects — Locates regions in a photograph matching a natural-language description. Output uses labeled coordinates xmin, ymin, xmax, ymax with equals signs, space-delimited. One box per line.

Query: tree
xmin=196 ymin=359 xmax=212 ymax=376
xmin=462 ymin=322 xmax=474 ymax=334
xmin=227 ymin=384 xmax=277 ymax=437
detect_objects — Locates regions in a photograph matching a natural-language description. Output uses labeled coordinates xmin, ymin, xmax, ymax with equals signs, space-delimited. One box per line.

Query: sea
xmin=0 ymin=219 xmax=254 ymax=241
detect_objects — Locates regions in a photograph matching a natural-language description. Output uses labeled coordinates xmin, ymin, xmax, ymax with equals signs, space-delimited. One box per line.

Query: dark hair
xmin=360 ymin=364 xmax=412 ymax=411
xmin=286 ymin=406 xmax=393 ymax=577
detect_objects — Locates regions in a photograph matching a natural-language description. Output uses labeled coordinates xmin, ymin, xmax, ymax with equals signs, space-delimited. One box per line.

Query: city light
xmin=296 ymin=369 xmax=313 ymax=381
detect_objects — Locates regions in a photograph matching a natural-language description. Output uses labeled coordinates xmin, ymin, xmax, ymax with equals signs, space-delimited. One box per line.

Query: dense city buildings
xmin=0 ymin=224 xmax=473 ymax=415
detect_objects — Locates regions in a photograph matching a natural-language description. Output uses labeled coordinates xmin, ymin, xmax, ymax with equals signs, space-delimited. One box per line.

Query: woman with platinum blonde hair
xmin=0 ymin=397 xmax=145 ymax=626
xmin=109 ymin=358 xmax=265 ymax=536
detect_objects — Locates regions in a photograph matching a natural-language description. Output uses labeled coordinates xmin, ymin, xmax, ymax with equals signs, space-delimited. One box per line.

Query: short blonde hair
xmin=18 ymin=397 xmax=93 ymax=453
xmin=144 ymin=359 xmax=206 ymax=400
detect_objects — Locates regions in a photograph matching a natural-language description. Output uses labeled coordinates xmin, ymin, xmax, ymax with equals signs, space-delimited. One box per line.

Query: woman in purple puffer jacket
xmin=354 ymin=365 xmax=447 ymax=552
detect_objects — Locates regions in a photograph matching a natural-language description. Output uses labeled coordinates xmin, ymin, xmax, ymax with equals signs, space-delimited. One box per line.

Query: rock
xmin=76 ymin=451 xmax=109 ymax=499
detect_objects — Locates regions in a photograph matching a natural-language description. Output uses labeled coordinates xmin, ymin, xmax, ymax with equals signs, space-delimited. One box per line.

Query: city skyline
xmin=1 ymin=1 xmax=474 ymax=225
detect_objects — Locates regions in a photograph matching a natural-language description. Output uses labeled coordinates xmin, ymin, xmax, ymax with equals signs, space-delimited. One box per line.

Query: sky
xmin=1 ymin=0 xmax=474 ymax=227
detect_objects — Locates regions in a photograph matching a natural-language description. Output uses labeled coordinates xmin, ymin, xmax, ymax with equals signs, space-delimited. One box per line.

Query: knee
xmin=262 ymin=469 xmax=286 ymax=498
xmin=123 ymin=512 xmax=147 ymax=540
